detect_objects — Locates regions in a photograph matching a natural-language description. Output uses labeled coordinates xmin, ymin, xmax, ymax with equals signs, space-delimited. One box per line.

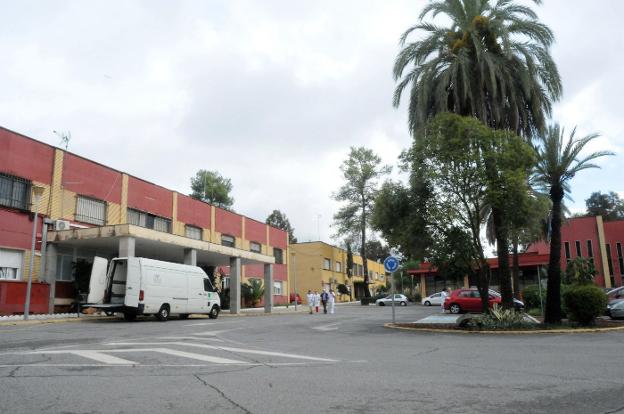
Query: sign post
xmin=383 ymin=255 xmax=400 ymax=324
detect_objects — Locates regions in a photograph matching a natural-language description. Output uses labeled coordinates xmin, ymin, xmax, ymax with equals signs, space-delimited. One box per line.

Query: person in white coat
xmin=313 ymin=290 xmax=321 ymax=313
xmin=306 ymin=290 xmax=315 ymax=314
xmin=440 ymin=288 xmax=449 ymax=313
xmin=328 ymin=290 xmax=336 ymax=314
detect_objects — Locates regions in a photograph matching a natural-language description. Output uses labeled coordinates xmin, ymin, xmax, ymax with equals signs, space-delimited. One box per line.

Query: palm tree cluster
xmin=394 ymin=0 xmax=612 ymax=323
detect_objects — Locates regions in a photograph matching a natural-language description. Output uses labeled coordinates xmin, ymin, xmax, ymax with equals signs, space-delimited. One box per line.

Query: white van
xmin=84 ymin=256 xmax=221 ymax=321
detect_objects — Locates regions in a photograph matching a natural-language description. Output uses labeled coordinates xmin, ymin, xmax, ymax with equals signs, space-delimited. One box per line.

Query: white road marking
xmin=18 ymin=350 xmax=136 ymax=365
xmin=312 ymin=322 xmax=341 ymax=332
xmin=192 ymin=329 xmax=240 ymax=336
xmin=0 ymin=361 xmax=338 ymax=368
xmin=106 ymin=341 xmax=337 ymax=362
xmin=158 ymin=336 xmax=223 ymax=342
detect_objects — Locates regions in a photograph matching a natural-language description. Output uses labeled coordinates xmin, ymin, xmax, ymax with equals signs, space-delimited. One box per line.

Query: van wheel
xmin=156 ymin=305 xmax=170 ymax=321
xmin=208 ymin=305 xmax=220 ymax=319
xmin=123 ymin=312 xmax=136 ymax=322
xmin=179 ymin=314 xmax=189 ymax=320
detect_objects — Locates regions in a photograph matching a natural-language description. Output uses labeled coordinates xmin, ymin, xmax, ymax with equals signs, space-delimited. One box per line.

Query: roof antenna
xmin=53 ymin=130 xmax=71 ymax=150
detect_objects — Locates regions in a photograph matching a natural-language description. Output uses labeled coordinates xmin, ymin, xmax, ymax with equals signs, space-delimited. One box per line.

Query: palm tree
xmin=394 ymin=0 xmax=561 ymax=137
xmin=393 ymin=0 xmax=561 ymax=309
xmin=533 ymin=125 xmax=613 ymax=324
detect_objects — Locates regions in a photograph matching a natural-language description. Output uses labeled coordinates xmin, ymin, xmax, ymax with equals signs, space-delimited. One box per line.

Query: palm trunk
xmin=477 ymin=263 xmax=490 ymax=313
xmin=512 ymin=239 xmax=520 ymax=298
xmin=492 ymin=207 xmax=514 ymax=309
xmin=544 ymin=184 xmax=564 ymax=324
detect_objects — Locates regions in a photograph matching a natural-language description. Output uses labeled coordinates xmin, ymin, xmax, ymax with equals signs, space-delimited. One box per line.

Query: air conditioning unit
xmin=55 ymin=220 xmax=71 ymax=231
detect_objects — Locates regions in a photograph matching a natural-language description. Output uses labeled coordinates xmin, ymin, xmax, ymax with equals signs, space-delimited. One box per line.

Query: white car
xmin=421 ymin=292 xmax=445 ymax=306
xmin=376 ymin=294 xmax=409 ymax=306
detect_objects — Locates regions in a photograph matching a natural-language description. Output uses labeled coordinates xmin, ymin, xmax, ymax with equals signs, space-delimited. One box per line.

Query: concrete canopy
xmin=48 ymin=224 xmax=275 ymax=266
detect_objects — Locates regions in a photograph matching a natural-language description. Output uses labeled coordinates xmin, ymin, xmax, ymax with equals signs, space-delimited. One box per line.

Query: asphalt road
xmin=1 ymin=303 xmax=623 ymax=414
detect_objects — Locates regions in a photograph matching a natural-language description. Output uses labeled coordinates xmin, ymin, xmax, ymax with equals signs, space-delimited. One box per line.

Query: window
xmin=221 ymin=276 xmax=230 ymax=290
xmin=75 ymin=196 xmax=106 ymax=225
xmin=617 ymin=243 xmax=623 ymax=275
xmin=250 ymin=242 xmax=261 ymax=253
xmin=55 ymin=254 xmax=75 ymax=281
xmin=273 ymin=248 xmax=284 ymax=264
xmin=185 ymin=225 xmax=202 ymax=240
xmin=606 ymin=244 xmax=614 ymax=275
xmin=564 ymin=242 xmax=571 ymax=261
xmin=0 ymin=248 xmax=23 ymax=280
xmin=221 ymin=234 xmax=235 ymax=247
xmin=587 ymin=240 xmax=594 ymax=263
xmin=575 ymin=241 xmax=582 ymax=257
xmin=323 ymin=258 xmax=331 ymax=270
xmin=0 ymin=173 xmax=30 ymax=210
xmin=273 ymin=281 xmax=283 ymax=295
xmin=127 ymin=209 xmax=171 ymax=233
xmin=357 ymin=264 xmax=363 ymax=276
xmin=335 ymin=261 xmax=342 ymax=272
xmin=203 ymin=278 xmax=215 ymax=292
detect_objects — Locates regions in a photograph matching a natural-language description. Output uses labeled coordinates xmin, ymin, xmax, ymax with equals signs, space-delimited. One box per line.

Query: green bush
xmin=562 ymin=284 xmax=607 ymax=326
xmin=462 ymin=305 xmax=535 ymax=330
xmin=521 ymin=285 xmax=545 ymax=310
xmin=408 ymin=292 xmax=422 ymax=302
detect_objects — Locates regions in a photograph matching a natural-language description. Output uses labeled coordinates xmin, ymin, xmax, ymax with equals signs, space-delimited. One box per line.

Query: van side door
xmin=86 ymin=257 xmax=109 ymax=304
xmin=187 ymin=274 xmax=206 ymax=313
xmin=124 ymin=258 xmax=141 ymax=308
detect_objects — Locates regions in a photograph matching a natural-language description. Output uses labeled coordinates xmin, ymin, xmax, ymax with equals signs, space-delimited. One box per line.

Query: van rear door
xmin=124 ymin=258 xmax=141 ymax=308
xmin=86 ymin=257 xmax=109 ymax=303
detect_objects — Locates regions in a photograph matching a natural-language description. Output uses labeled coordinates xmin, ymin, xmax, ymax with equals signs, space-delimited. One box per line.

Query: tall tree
xmin=365 ymin=240 xmax=390 ymax=262
xmin=416 ymin=113 xmax=534 ymax=311
xmin=190 ymin=170 xmax=234 ymax=210
xmin=393 ymin=0 xmax=561 ymax=308
xmin=266 ymin=210 xmax=298 ymax=244
xmin=533 ymin=125 xmax=612 ymax=324
xmin=585 ymin=191 xmax=624 ymax=221
xmin=333 ymin=147 xmax=391 ymax=297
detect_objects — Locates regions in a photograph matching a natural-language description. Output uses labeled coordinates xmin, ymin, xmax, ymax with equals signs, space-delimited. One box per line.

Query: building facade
xmin=0 ymin=127 xmax=289 ymax=314
xmin=290 ymin=241 xmax=387 ymax=302
xmin=409 ymin=215 xmax=624 ymax=296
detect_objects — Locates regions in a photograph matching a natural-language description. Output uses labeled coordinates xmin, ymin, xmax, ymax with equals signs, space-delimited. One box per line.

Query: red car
xmin=444 ymin=288 xmax=501 ymax=314
xmin=290 ymin=293 xmax=302 ymax=305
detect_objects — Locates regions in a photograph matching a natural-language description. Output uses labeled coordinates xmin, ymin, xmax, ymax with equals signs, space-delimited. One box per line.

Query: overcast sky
xmin=1 ymin=1 xmax=622 ymax=244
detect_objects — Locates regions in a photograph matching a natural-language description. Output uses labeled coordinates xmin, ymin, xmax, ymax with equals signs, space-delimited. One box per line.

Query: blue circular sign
xmin=383 ymin=256 xmax=399 ymax=273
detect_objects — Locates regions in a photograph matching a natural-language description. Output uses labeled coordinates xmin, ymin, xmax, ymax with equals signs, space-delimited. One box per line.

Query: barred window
xmin=75 ymin=196 xmax=106 ymax=225
xmin=0 ymin=173 xmax=31 ymax=210
xmin=127 ymin=208 xmax=171 ymax=233
xmin=185 ymin=225 xmax=202 ymax=240
xmin=0 ymin=248 xmax=23 ymax=280
xmin=221 ymin=234 xmax=235 ymax=247
xmin=250 ymin=241 xmax=261 ymax=253
xmin=273 ymin=281 xmax=283 ymax=295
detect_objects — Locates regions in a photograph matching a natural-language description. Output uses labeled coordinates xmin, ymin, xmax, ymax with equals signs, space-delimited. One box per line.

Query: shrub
xmin=408 ymin=292 xmax=422 ymax=302
xmin=337 ymin=284 xmax=350 ymax=295
xmin=562 ymin=284 xmax=607 ymax=326
xmin=521 ymin=285 xmax=545 ymax=310
xmin=478 ymin=304 xmax=534 ymax=330
xmin=563 ymin=257 xmax=596 ymax=285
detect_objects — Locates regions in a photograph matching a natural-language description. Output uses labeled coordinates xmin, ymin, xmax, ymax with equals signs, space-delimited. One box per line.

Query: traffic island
xmin=385 ymin=315 xmax=624 ymax=334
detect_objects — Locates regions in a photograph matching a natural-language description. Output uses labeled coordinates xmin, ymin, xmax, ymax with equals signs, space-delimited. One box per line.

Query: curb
xmin=384 ymin=323 xmax=624 ymax=335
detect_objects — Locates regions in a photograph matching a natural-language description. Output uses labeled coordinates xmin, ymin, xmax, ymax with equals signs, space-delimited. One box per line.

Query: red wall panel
xmin=0 ymin=128 xmax=54 ymax=184
xmin=215 ymin=208 xmax=242 ymax=238
xmin=268 ymin=226 xmax=287 ymax=249
xmin=127 ymin=177 xmax=172 ymax=218
xmin=559 ymin=216 xmax=603 ymax=276
xmin=0 ymin=281 xmax=49 ymax=315
xmin=62 ymin=153 xmax=122 ymax=204
xmin=604 ymin=221 xmax=624 ymax=286
xmin=0 ymin=210 xmax=39 ymax=250
xmin=177 ymin=194 xmax=211 ymax=229
xmin=244 ymin=264 xmax=286 ymax=280
xmin=245 ymin=218 xmax=266 ymax=244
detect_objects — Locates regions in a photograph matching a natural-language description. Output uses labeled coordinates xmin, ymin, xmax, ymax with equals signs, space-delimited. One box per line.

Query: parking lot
xmin=1 ymin=303 xmax=623 ymax=413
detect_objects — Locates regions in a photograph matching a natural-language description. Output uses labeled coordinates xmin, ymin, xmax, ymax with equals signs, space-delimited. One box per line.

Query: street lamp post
xmin=24 ymin=186 xmax=45 ymax=320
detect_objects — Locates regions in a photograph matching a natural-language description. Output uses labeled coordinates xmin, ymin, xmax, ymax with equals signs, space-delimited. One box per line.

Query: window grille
xmin=185 ymin=225 xmax=202 ymax=240
xmin=273 ymin=248 xmax=284 ymax=264
xmin=221 ymin=234 xmax=235 ymax=247
xmin=250 ymin=242 xmax=261 ymax=253
xmin=0 ymin=173 xmax=30 ymax=210
xmin=127 ymin=208 xmax=171 ymax=233
xmin=75 ymin=196 xmax=106 ymax=225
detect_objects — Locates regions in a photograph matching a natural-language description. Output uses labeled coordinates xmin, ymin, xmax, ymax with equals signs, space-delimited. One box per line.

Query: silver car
xmin=608 ymin=300 xmax=624 ymax=319
xmin=375 ymin=294 xmax=409 ymax=306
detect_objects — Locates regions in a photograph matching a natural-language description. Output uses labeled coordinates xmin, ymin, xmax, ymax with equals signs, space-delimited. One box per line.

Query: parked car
xmin=421 ymin=292 xmax=445 ymax=306
xmin=376 ymin=294 xmax=409 ymax=306
xmin=290 ymin=293 xmax=302 ymax=305
xmin=444 ymin=288 xmax=501 ymax=314
xmin=488 ymin=289 xmax=525 ymax=311
xmin=607 ymin=299 xmax=624 ymax=319
xmin=606 ymin=286 xmax=624 ymax=315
